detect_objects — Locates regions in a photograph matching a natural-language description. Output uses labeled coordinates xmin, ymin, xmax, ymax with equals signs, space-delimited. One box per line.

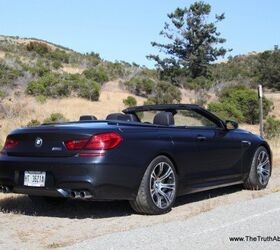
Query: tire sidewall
xmin=143 ymin=155 xmax=178 ymax=214
xmin=249 ymin=146 xmax=271 ymax=189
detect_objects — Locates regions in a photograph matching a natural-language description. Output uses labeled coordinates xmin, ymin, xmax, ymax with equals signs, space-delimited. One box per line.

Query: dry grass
xmin=266 ymin=92 xmax=280 ymax=117
xmin=62 ymin=64 xmax=85 ymax=74
xmin=0 ymin=51 xmax=5 ymax=59
xmin=0 ymin=81 xmax=146 ymax=145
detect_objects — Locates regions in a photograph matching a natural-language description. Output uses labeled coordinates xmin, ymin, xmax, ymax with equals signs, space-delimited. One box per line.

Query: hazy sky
xmin=0 ymin=0 xmax=279 ymax=67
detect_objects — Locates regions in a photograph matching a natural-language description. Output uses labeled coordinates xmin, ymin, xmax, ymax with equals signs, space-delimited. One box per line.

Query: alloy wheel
xmin=150 ymin=162 xmax=176 ymax=209
xmin=256 ymin=150 xmax=271 ymax=186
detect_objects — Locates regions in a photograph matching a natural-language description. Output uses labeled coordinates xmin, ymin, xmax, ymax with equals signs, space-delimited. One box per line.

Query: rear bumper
xmin=0 ymin=155 xmax=144 ymax=200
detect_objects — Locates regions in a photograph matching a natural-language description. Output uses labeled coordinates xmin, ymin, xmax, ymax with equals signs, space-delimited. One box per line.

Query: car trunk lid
xmin=3 ymin=123 xmax=113 ymax=157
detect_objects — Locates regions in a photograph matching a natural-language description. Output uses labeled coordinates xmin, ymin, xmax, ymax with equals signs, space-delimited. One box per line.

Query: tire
xmin=28 ymin=195 xmax=66 ymax=205
xmin=243 ymin=146 xmax=271 ymax=190
xmin=130 ymin=155 xmax=177 ymax=215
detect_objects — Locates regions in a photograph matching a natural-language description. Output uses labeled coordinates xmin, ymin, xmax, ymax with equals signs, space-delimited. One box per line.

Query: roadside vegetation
xmin=264 ymin=116 xmax=280 ymax=139
xmin=0 ymin=1 xmax=280 ymax=141
xmin=208 ymin=85 xmax=272 ymax=124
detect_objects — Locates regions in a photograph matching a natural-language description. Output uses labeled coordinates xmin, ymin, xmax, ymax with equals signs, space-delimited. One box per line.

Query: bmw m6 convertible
xmin=0 ymin=104 xmax=272 ymax=214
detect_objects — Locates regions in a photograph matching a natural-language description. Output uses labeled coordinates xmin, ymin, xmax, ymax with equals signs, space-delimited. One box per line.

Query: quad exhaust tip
xmin=70 ymin=190 xmax=92 ymax=199
xmin=0 ymin=186 xmax=92 ymax=199
xmin=0 ymin=186 xmax=10 ymax=193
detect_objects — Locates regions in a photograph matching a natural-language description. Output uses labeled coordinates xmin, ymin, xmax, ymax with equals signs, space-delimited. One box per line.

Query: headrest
xmin=126 ymin=114 xmax=140 ymax=122
xmin=79 ymin=115 xmax=97 ymax=121
xmin=153 ymin=112 xmax=174 ymax=126
xmin=106 ymin=113 xmax=133 ymax=122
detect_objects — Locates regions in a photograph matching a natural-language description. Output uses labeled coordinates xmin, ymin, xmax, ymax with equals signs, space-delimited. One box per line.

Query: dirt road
xmin=0 ymin=168 xmax=280 ymax=249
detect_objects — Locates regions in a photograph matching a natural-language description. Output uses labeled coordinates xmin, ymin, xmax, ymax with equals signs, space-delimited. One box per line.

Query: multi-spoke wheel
xmin=244 ymin=146 xmax=271 ymax=190
xmin=129 ymin=155 xmax=177 ymax=215
xmin=256 ymin=150 xmax=271 ymax=186
xmin=150 ymin=162 xmax=176 ymax=209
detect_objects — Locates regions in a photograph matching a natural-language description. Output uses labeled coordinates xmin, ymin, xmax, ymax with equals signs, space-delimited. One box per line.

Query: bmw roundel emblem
xmin=35 ymin=137 xmax=43 ymax=148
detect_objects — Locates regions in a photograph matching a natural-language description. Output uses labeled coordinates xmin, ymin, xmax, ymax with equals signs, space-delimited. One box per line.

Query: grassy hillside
xmin=0 ymin=35 xmax=280 ymax=159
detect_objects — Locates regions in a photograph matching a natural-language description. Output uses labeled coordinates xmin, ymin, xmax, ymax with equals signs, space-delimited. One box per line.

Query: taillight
xmin=3 ymin=138 xmax=19 ymax=149
xmin=64 ymin=138 xmax=88 ymax=150
xmin=85 ymin=132 xmax=122 ymax=150
xmin=64 ymin=132 xmax=122 ymax=151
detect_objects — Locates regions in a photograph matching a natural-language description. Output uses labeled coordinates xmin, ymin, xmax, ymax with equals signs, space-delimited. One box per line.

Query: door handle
xmin=196 ymin=136 xmax=207 ymax=141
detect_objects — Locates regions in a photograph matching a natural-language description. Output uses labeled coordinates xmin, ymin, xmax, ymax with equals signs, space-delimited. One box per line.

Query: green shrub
xmin=77 ymin=80 xmax=100 ymax=101
xmin=211 ymin=54 xmax=258 ymax=83
xmin=26 ymin=73 xmax=101 ymax=101
xmin=26 ymin=41 xmax=50 ymax=55
xmin=26 ymin=73 xmax=65 ymax=97
xmin=28 ymin=61 xmax=50 ymax=77
xmin=264 ymin=116 xmax=280 ymax=139
xmin=52 ymin=60 xmax=62 ymax=69
xmin=104 ymin=62 xmax=125 ymax=80
xmin=49 ymin=49 xmax=70 ymax=63
xmin=43 ymin=113 xmax=68 ymax=124
xmin=208 ymin=102 xmax=244 ymax=122
xmin=84 ymin=52 xmax=102 ymax=67
xmin=184 ymin=76 xmax=214 ymax=90
xmin=26 ymin=119 xmax=41 ymax=127
xmin=123 ymin=96 xmax=137 ymax=107
xmin=0 ymin=63 xmax=23 ymax=85
xmin=123 ymin=77 xmax=155 ymax=97
xmin=208 ymin=85 xmax=272 ymax=124
xmin=148 ymin=81 xmax=182 ymax=104
xmin=83 ymin=67 xmax=109 ymax=84
xmin=0 ymin=90 xmax=7 ymax=100
xmin=258 ymin=49 xmax=280 ymax=90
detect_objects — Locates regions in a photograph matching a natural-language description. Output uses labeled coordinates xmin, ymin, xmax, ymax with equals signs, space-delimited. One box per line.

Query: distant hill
xmin=0 ymin=35 xmax=279 ymax=101
xmin=0 ymin=35 xmax=142 ymax=97
xmin=1 ymin=35 xmax=280 ymax=147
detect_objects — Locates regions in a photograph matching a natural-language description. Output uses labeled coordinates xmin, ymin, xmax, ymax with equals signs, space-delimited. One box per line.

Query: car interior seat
xmin=106 ymin=113 xmax=139 ymax=122
xmin=79 ymin=115 xmax=97 ymax=121
xmin=153 ymin=111 xmax=174 ymax=126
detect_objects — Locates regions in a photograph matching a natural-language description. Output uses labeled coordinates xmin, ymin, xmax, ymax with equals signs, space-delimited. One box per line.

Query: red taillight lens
xmin=85 ymin=132 xmax=122 ymax=150
xmin=3 ymin=138 xmax=19 ymax=149
xmin=64 ymin=132 xmax=122 ymax=151
xmin=64 ymin=138 xmax=89 ymax=150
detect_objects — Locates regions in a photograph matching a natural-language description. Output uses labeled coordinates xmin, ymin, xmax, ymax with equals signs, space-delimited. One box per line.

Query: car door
xmin=173 ymin=109 xmax=243 ymax=189
xmin=192 ymin=127 xmax=243 ymax=184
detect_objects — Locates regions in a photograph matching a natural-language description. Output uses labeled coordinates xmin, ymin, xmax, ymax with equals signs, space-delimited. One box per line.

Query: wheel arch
xmin=155 ymin=152 xmax=180 ymax=176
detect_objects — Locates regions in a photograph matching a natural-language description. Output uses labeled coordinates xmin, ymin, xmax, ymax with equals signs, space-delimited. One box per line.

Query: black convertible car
xmin=0 ymin=104 xmax=272 ymax=214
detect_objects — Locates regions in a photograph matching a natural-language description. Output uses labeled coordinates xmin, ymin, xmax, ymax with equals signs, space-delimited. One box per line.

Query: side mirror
xmin=225 ymin=120 xmax=238 ymax=130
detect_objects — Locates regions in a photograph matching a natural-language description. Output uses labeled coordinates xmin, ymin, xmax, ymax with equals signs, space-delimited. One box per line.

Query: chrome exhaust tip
xmin=71 ymin=191 xmax=81 ymax=199
xmin=70 ymin=191 xmax=76 ymax=198
xmin=0 ymin=186 xmax=10 ymax=193
xmin=80 ymin=191 xmax=92 ymax=199
xmin=69 ymin=190 xmax=92 ymax=199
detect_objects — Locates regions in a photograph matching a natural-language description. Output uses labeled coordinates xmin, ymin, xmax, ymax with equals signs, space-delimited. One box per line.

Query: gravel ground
xmin=0 ymin=168 xmax=279 ymax=249
xmin=66 ymin=192 xmax=280 ymax=250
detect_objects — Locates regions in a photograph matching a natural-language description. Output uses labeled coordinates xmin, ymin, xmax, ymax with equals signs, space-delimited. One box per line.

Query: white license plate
xmin=24 ymin=171 xmax=46 ymax=187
